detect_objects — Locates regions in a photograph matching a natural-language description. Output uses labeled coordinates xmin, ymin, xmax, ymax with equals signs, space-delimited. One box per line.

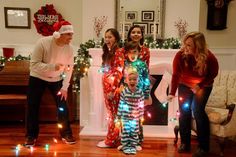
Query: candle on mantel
xmin=121 ymin=6 xmax=125 ymax=41
xmin=153 ymin=21 xmax=157 ymax=41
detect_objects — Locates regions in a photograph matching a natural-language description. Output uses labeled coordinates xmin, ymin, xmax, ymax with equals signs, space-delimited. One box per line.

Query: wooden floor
xmin=0 ymin=121 xmax=235 ymax=157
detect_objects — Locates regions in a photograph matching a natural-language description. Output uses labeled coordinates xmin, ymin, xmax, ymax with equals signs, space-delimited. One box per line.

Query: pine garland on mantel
xmin=0 ymin=55 xmax=30 ymax=65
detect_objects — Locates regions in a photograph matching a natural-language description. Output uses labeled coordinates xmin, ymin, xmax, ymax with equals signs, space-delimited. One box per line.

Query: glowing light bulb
xmin=176 ymin=110 xmax=180 ymax=117
xmin=57 ymin=123 xmax=63 ymax=128
xmin=147 ymin=112 xmax=152 ymax=118
xmin=61 ymin=73 xmax=66 ymax=79
xmin=59 ymin=107 xmax=64 ymax=111
xmin=162 ymin=102 xmax=168 ymax=108
xmin=30 ymin=146 xmax=34 ymax=153
xmin=45 ymin=144 xmax=49 ymax=151
xmin=183 ymin=103 xmax=189 ymax=109
xmin=110 ymin=76 xmax=115 ymax=82
xmin=179 ymin=97 xmax=183 ymax=101
xmin=15 ymin=144 xmax=21 ymax=151
xmin=57 ymin=91 xmax=61 ymax=95
xmin=98 ymin=68 xmax=103 ymax=73
xmin=53 ymin=138 xmax=58 ymax=143
xmin=141 ymin=117 xmax=144 ymax=125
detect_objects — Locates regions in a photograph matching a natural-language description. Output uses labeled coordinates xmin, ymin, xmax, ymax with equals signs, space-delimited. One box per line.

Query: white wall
xmin=81 ymin=0 xmax=115 ymax=42
xmin=164 ymin=0 xmax=200 ymax=38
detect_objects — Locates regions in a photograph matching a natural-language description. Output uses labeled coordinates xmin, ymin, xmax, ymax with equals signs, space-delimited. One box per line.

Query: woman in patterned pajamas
xmin=97 ymin=28 xmax=125 ymax=148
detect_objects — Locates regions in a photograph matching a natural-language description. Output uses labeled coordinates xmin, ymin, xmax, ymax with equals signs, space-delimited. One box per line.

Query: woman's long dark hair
xmin=127 ymin=25 xmax=144 ymax=45
xmin=102 ymin=28 xmax=120 ymax=65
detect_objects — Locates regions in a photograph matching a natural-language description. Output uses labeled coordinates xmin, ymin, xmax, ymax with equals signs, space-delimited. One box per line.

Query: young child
xmin=116 ymin=66 xmax=145 ymax=155
xmin=124 ymin=41 xmax=151 ymax=146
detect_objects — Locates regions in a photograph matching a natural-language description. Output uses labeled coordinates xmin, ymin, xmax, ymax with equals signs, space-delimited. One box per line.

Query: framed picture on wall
xmin=124 ymin=23 xmax=132 ymax=32
xmin=142 ymin=10 xmax=154 ymax=22
xmin=4 ymin=7 xmax=31 ymax=29
xmin=149 ymin=23 xmax=159 ymax=34
xmin=125 ymin=11 xmax=138 ymax=22
xmin=133 ymin=22 xmax=148 ymax=35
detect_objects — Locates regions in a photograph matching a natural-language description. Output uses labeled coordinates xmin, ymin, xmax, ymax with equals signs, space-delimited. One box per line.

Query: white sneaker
xmin=136 ymin=145 xmax=142 ymax=151
xmin=117 ymin=145 xmax=123 ymax=150
xmin=96 ymin=140 xmax=111 ymax=148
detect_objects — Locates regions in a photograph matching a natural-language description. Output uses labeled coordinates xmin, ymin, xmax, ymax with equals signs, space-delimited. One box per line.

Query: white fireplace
xmin=79 ymin=48 xmax=179 ymax=137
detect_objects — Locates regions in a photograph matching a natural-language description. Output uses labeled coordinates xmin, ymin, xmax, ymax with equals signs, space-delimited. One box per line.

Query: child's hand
xmin=144 ymin=96 xmax=152 ymax=106
xmin=115 ymin=119 xmax=121 ymax=128
xmin=119 ymin=84 xmax=124 ymax=93
xmin=191 ymin=85 xmax=200 ymax=94
xmin=167 ymin=95 xmax=175 ymax=102
xmin=107 ymin=92 xmax=114 ymax=100
xmin=140 ymin=117 xmax=144 ymax=125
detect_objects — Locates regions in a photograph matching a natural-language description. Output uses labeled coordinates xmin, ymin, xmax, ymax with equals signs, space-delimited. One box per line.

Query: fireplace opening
xmin=144 ymin=75 xmax=168 ymax=125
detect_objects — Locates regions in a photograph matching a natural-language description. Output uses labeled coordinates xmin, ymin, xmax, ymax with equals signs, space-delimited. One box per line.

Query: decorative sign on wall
xmin=33 ymin=4 xmax=63 ymax=36
xmin=206 ymin=0 xmax=232 ymax=30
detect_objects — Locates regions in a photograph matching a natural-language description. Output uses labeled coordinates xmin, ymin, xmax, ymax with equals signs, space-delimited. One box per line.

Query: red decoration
xmin=2 ymin=48 xmax=14 ymax=59
xmin=33 ymin=4 xmax=63 ymax=36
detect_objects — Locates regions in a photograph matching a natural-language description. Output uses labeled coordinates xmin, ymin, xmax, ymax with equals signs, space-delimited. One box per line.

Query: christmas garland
xmin=0 ymin=55 xmax=30 ymax=65
xmin=72 ymin=40 xmax=95 ymax=91
xmin=144 ymin=36 xmax=181 ymax=49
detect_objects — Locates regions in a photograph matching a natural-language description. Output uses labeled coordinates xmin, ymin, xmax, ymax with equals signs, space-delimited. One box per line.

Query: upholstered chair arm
xmin=221 ymin=103 xmax=236 ymax=125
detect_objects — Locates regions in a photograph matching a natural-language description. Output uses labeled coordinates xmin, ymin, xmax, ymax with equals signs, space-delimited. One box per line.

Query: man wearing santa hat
xmin=25 ymin=20 xmax=76 ymax=146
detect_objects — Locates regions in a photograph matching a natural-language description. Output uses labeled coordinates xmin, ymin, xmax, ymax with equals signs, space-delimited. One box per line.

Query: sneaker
xmin=136 ymin=145 xmax=142 ymax=151
xmin=178 ymin=144 xmax=191 ymax=153
xmin=96 ymin=140 xmax=111 ymax=148
xmin=192 ymin=148 xmax=208 ymax=157
xmin=62 ymin=135 xmax=76 ymax=145
xmin=24 ymin=137 xmax=36 ymax=147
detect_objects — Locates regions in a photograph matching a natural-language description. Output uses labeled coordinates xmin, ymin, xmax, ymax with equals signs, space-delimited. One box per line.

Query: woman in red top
xmin=97 ymin=28 xmax=125 ymax=148
xmin=168 ymin=32 xmax=218 ymax=157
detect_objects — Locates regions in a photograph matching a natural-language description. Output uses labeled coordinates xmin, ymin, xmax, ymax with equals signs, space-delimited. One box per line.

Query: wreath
xmin=33 ymin=4 xmax=63 ymax=36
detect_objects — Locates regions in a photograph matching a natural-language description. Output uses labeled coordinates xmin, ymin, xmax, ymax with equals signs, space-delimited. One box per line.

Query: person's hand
xmin=191 ymin=85 xmax=200 ymax=94
xmin=144 ymin=96 xmax=152 ymax=106
xmin=55 ymin=63 xmax=64 ymax=71
xmin=119 ymin=84 xmax=124 ymax=93
xmin=167 ymin=95 xmax=175 ymax=102
xmin=115 ymin=118 xmax=121 ymax=128
xmin=57 ymin=89 xmax=68 ymax=100
xmin=107 ymin=92 xmax=114 ymax=100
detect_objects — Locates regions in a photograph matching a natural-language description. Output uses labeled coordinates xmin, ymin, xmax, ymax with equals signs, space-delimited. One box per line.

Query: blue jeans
xmin=178 ymin=84 xmax=212 ymax=151
xmin=26 ymin=76 xmax=72 ymax=138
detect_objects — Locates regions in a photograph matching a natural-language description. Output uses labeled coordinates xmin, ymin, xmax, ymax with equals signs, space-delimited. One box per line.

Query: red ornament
xmin=33 ymin=4 xmax=64 ymax=36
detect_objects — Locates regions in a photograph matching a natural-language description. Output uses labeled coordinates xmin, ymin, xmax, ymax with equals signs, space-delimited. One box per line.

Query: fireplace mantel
xmin=79 ymin=48 xmax=179 ymax=137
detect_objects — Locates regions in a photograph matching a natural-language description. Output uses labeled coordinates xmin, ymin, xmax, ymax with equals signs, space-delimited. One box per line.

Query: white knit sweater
xmin=30 ymin=36 xmax=74 ymax=91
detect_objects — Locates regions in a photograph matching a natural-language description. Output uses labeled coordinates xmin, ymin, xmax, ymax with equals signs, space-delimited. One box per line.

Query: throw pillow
xmin=207 ymin=86 xmax=227 ymax=108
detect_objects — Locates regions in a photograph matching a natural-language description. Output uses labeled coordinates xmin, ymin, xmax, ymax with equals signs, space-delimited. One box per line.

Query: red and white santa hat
xmin=53 ymin=20 xmax=74 ymax=39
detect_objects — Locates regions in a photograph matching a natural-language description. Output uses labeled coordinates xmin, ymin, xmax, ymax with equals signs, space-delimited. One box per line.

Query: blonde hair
xmin=183 ymin=31 xmax=208 ymax=75
xmin=125 ymin=66 xmax=138 ymax=78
